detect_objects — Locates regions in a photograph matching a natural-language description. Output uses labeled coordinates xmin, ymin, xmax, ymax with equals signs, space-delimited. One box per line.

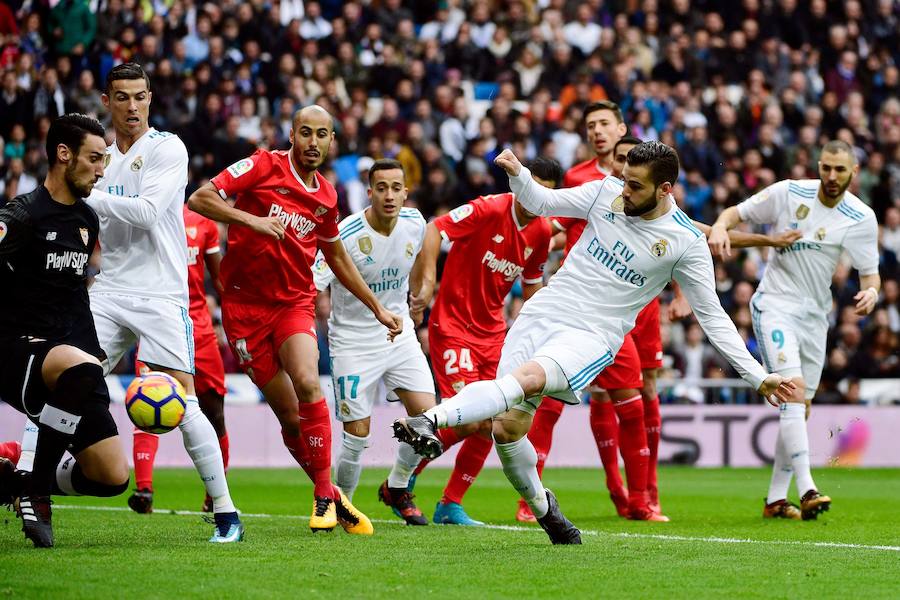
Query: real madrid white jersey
xmin=87 ymin=128 xmax=190 ymax=306
xmin=510 ymin=166 xmax=768 ymax=390
xmin=737 ymin=179 xmax=879 ymax=314
xmin=314 ymin=207 xmax=426 ymax=354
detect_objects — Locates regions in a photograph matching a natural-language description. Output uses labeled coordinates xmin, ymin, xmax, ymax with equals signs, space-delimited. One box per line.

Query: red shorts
xmin=428 ymin=325 xmax=502 ymax=398
xmin=592 ymin=333 xmax=643 ymax=390
xmin=192 ymin=319 xmax=226 ymax=396
xmin=631 ymin=298 xmax=663 ymax=370
xmin=222 ymin=300 xmax=316 ymax=387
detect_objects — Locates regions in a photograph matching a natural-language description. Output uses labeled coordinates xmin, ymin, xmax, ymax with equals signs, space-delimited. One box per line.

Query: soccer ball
xmin=125 ymin=372 xmax=187 ymax=434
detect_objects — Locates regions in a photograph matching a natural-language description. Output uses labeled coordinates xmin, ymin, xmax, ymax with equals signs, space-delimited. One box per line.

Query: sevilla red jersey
xmin=555 ymin=157 xmax=609 ymax=254
xmin=211 ymin=149 xmax=340 ymax=305
xmin=431 ymin=193 xmax=551 ymax=340
xmin=183 ymin=204 xmax=220 ymax=320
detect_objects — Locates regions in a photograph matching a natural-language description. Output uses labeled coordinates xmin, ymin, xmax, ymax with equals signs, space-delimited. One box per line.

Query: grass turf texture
xmin=2 ymin=467 xmax=898 ymax=599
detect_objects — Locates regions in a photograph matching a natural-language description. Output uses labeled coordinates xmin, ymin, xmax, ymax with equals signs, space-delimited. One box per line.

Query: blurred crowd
xmin=0 ymin=0 xmax=898 ymax=403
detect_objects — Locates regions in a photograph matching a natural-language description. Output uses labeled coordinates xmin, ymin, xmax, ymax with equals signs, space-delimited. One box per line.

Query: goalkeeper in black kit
xmin=0 ymin=114 xmax=129 ymax=548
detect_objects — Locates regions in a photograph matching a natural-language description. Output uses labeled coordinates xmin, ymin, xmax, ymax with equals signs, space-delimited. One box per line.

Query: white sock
xmin=55 ymin=454 xmax=81 ymax=496
xmin=780 ymin=402 xmax=816 ymax=497
xmin=17 ymin=418 xmax=39 ymax=472
xmin=335 ymin=431 xmax=369 ymax=499
xmin=387 ymin=442 xmax=421 ymax=489
xmin=424 ymin=375 xmax=524 ymax=428
xmin=495 ymin=435 xmax=549 ymax=518
xmin=179 ymin=396 xmax=236 ymax=513
xmin=766 ymin=429 xmax=793 ymax=504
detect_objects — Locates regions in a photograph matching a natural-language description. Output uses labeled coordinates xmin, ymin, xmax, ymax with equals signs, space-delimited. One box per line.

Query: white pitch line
xmin=54 ymin=504 xmax=900 ymax=553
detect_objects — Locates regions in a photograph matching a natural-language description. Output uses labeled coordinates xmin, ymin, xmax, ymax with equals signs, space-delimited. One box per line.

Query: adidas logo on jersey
xmin=603 ymin=212 xmax=616 ymax=223
xmin=481 ymin=250 xmax=524 ymax=281
xmin=268 ymin=202 xmax=316 ymax=238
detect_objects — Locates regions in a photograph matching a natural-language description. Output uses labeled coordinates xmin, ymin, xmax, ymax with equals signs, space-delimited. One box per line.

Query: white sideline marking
xmin=54 ymin=504 xmax=900 ymax=553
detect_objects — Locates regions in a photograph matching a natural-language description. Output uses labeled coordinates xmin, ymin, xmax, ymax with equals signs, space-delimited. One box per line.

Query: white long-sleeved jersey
xmin=87 ymin=128 xmax=189 ymax=306
xmin=314 ymin=207 xmax=426 ymax=354
xmin=737 ymin=179 xmax=879 ymax=314
xmin=510 ymin=166 xmax=768 ymax=390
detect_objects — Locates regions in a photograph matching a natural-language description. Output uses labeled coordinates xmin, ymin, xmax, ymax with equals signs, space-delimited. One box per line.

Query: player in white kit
xmin=314 ymin=159 xmax=436 ymax=525
xmin=394 ymin=142 xmax=796 ymax=544
xmin=76 ymin=63 xmax=242 ymax=542
xmin=708 ymin=140 xmax=880 ymax=521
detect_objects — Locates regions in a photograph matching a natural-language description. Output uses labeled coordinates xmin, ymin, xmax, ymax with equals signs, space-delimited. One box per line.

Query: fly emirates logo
xmin=481 ymin=250 xmax=524 ymax=281
xmin=268 ymin=203 xmax=317 ymax=239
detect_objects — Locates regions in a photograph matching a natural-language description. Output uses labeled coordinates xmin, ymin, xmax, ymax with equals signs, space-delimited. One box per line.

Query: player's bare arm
xmin=707 ymin=206 xmax=743 ymax=258
xmin=320 ymin=238 xmax=403 ymax=340
xmin=188 ymin=182 xmax=286 ymax=240
xmin=408 ymin=245 xmax=430 ymax=327
xmin=415 ymin=223 xmax=442 ymax=313
xmin=854 ymin=273 xmax=881 ymax=316
xmin=522 ymin=281 xmax=542 ymax=301
xmin=693 ymin=219 xmax=802 ymax=250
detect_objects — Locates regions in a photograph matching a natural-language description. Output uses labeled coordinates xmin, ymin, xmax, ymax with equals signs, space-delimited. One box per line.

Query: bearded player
xmin=189 ymin=105 xmax=400 ymax=534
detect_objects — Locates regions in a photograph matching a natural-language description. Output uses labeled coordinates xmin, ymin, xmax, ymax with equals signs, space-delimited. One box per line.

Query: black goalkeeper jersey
xmin=0 ymin=185 xmax=100 ymax=345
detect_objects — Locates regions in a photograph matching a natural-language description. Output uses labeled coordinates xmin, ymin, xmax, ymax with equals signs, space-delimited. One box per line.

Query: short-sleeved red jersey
xmin=210 ymin=149 xmax=340 ymax=306
xmin=430 ymin=193 xmax=551 ymax=340
xmin=183 ymin=204 xmax=220 ymax=319
xmin=554 ymin=157 xmax=610 ymax=254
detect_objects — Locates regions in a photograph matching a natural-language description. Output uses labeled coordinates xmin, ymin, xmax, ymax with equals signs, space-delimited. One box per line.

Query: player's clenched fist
xmin=494 ymin=149 xmax=523 ymax=177
xmin=770 ymin=229 xmax=803 ymax=248
xmin=757 ymin=374 xmax=797 ymax=406
xmin=376 ymin=308 xmax=404 ymax=341
xmin=707 ymin=223 xmax=731 ymax=258
xmin=249 ymin=215 xmax=286 ymax=240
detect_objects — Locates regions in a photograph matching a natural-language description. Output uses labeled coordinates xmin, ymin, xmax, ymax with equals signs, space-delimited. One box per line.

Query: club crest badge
xmin=358 ymin=235 xmax=373 ymax=255
xmin=815 ymin=227 xmax=826 ymax=241
xmin=130 ymin=156 xmax=143 ymax=171
xmin=186 ymin=226 xmax=198 ymax=239
xmin=405 ymin=242 xmax=414 ymax=258
xmin=795 ymin=204 xmax=810 ymax=220
xmin=451 ymin=380 xmax=466 ymax=393
xmin=314 ymin=206 xmax=328 ymax=217
xmin=524 ymin=247 xmax=533 ymax=260
xmin=340 ymin=402 xmax=351 ymax=417
xmin=612 ymin=196 xmax=625 ymax=212
xmin=778 ymin=352 xmax=787 ymax=364
xmin=79 ymin=227 xmax=89 ymax=246
xmin=651 ymin=239 xmax=669 ymax=257
xmin=103 ymin=153 xmax=112 ymax=168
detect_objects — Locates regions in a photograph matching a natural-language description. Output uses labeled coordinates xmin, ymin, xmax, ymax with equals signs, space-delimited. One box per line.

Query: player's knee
xmin=292 ymin=372 xmax=321 ymax=401
xmin=492 ymin=415 xmax=528 ymax=444
xmin=45 ymin=359 xmax=105 ymax=404
xmin=788 ymin=377 xmax=806 ymax=403
xmin=475 ymin=419 xmax=493 ymax=438
xmin=641 ymin=377 xmax=657 ymax=402
xmin=198 ymin=392 xmax=226 ymax=434
xmin=343 ymin=418 xmax=370 ymax=438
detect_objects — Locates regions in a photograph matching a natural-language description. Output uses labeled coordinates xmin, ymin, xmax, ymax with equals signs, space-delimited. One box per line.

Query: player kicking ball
xmin=190 ymin=105 xmax=401 ymax=534
xmin=313 ymin=159 xmax=435 ymax=526
xmin=708 ymin=140 xmax=880 ymax=520
xmin=394 ymin=143 xmax=796 ymax=545
xmin=0 ymin=114 xmax=129 ymax=548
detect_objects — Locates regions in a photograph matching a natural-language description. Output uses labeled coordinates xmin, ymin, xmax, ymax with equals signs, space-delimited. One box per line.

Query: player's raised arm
xmin=188 ymin=182 xmax=286 ymax=240
xmin=693 ymin=219 xmax=803 ymax=250
xmin=495 ymin=149 xmax=605 ymax=219
xmin=672 ymin=237 xmax=795 ymax=404
xmin=319 ymin=238 xmax=403 ymax=340
xmin=86 ymin=137 xmax=187 ymax=229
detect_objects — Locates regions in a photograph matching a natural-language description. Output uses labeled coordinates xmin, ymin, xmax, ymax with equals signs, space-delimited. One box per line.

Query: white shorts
xmin=90 ymin=292 xmax=195 ymax=375
xmin=330 ymin=335 xmax=435 ymax=422
xmin=498 ymin=315 xmax=614 ymax=415
xmin=750 ymin=294 xmax=827 ymax=400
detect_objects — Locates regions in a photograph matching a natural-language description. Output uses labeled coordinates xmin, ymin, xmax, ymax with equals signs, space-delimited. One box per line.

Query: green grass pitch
xmin=2 ymin=467 xmax=898 ymax=599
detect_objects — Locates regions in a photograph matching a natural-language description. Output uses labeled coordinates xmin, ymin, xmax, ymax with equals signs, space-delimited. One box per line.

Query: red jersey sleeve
xmin=316 ymin=203 xmax=340 ymax=243
xmin=202 ymin=217 xmax=220 ymax=254
xmin=210 ymin=149 xmax=269 ymax=198
xmin=552 ymin=216 xmax=580 ymax=231
xmin=433 ymin=196 xmax=496 ymax=242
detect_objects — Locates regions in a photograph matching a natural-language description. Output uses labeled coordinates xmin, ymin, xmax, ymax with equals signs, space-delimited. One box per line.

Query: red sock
xmin=298 ymin=399 xmax=334 ymax=499
xmin=413 ymin=427 xmax=462 ymax=476
xmin=281 ymin=428 xmax=313 ymax=479
xmin=613 ymin=396 xmax=649 ymax=511
xmin=528 ymin=398 xmax=564 ymax=478
xmin=442 ymin=434 xmax=492 ymax=505
xmin=132 ymin=429 xmax=159 ymax=491
xmin=644 ymin=395 xmax=661 ymax=505
xmin=218 ymin=433 xmax=230 ymax=472
xmin=589 ymin=400 xmax=624 ymax=496
xmin=0 ymin=441 xmax=22 ymax=464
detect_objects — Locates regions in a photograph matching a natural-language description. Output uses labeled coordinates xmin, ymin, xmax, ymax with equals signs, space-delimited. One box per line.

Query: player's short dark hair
xmin=46 ymin=113 xmax=105 ymax=166
xmin=626 ymin=141 xmax=680 ymax=188
xmin=614 ymin=136 xmax=643 ymax=153
xmin=368 ymin=158 xmax=405 ymax=185
xmin=105 ymin=62 xmax=150 ymax=94
xmin=821 ymin=140 xmax=856 ymax=162
xmin=582 ymin=100 xmax=624 ymax=126
xmin=526 ymin=156 xmax=563 ymax=188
